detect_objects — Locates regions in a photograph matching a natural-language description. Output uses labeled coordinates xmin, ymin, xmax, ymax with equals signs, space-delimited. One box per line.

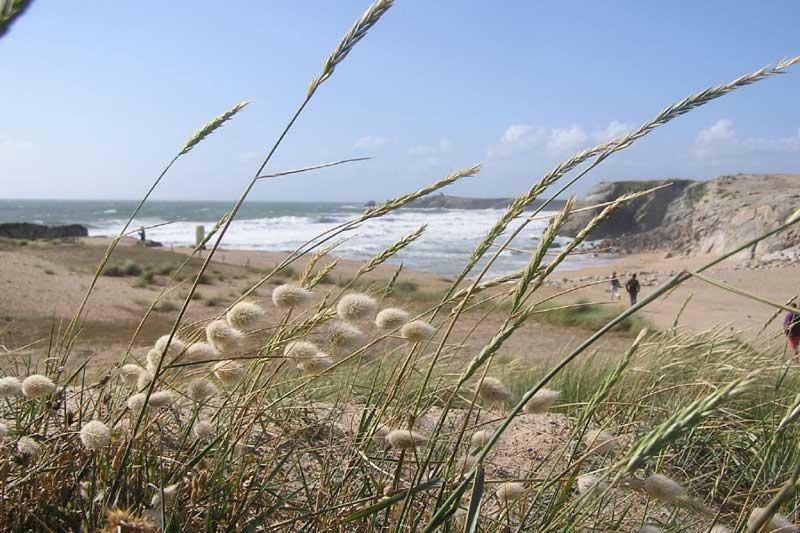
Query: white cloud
xmin=692 ymin=119 xmax=800 ymax=160
xmin=488 ymin=120 xmax=631 ymax=159
xmin=487 ymin=124 xmax=546 ymax=158
xmin=546 ymin=125 xmax=588 ymax=155
xmin=354 ymin=135 xmax=392 ymax=149
xmin=408 ymin=137 xmax=454 ymax=157
xmin=594 ymin=120 xmax=631 ymax=143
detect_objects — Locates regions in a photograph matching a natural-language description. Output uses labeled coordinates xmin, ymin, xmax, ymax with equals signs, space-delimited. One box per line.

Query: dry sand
xmin=0 ymin=236 xmax=795 ymax=376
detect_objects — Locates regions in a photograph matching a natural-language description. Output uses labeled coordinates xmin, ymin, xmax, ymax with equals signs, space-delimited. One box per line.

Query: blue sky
xmin=1 ymin=1 xmax=799 ymax=202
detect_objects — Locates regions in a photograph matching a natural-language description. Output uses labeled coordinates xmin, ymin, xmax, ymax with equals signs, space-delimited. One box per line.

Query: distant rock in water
xmin=560 ymin=174 xmax=800 ymax=260
xmin=407 ymin=193 xmax=568 ymax=210
xmin=0 ymin=222 xmax=88 ymax=240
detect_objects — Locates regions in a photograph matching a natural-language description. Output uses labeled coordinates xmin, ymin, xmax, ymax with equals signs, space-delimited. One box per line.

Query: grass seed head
xmin=639 ymin=525 xmax=663 ymax=533
xmin=154 ymin=335 xmax=185 ymax=357
xmin=585 ymin=429 xmax=620 ymax=455
xmin=0 ymin=376 xmax=22 ymax=397
xmin=297 ymin=352 xmax=334 ymax=374
xmin=476 ymin=376 xmax=513 ymax=405
xmin=337 ymin=293 xmax=378 ymax=322
xmin=372 ymin=423 xmax=390 ymax=445
xmin=0 ymin=422 xmax=6 ymax=439
xmin=127 ymin=393 xmax=147 ymax=411
xmin=118 ymin=365 xmax=143 ymax=387
xmin=80 ymin=420 xmax=111 ymax=450
xmin=496 ymin=482 xmax=525 ymax=504
xmin=206 ymin=320 xmax=244 ymax=354
xmin=284 ymin=341 xmax=319 ymax=359
xmin=327 ymin=321 xmax=365 ymax=351
xmin=272 ymin=284 xmax=312 ymax=309
xmin=105 ymin=507 xmax=156 ymax=533
xmin=523 ymin=388 xmax=560 ymax=414
xmin=644 ymin=473 xmax=687 ymax=504
xmin=17 ymin=436 xmax=40 ymax=459
xmin=471 ymin=429 xmax=492 ymax=447
xmin=386 ymin=429 xmax=426 ymax=450
xmin=226 ymin=301 xmax=265 ymax=331
xmin=400 ymin=320 xmax=435 ymax=343
xmin=150 ymin=484 xmax=179 ymax=508
xmin=709 ymin=525 xmax=731 ymax=533
xmin=213 ymin=359 xmax=245 ymax=385
xmin=187 ymin=378 xmax=218 ymax=403
xmin=193 ymin=420 xmax=215 ymax=440
xmin=186 ymin=342 xmax=219 ymax=361
xmin=375 ymin=308 xmax=409 ymax=330
xmin=576 ymin=475 xmax=610 ymax=496
xmin=748 ymin=507 xmax=796 ymax=532
xmin=21 ymin=374 xmax=55 ymax=398
xmin=148 ymin=391 xmax=174 ymax=409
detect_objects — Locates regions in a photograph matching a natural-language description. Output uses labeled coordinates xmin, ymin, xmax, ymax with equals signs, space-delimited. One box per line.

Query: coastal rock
xmin=407 ymin=193 xmax=568 ymax=211
xmin=0 ymin=222 xmax=88 ymax=240
xmin=559 ymin=174 xmax=800 ymax=260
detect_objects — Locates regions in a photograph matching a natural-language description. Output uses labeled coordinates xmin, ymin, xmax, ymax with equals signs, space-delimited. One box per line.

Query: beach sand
xmin=0 ymin=237 xmax=795 ymax=377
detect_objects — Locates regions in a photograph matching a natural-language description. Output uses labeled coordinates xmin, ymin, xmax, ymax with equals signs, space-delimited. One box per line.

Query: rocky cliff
xmin=560 ymin=174 xmax=800 ymax=259
xmin=406 ymin=193 xmax=568 ymax=210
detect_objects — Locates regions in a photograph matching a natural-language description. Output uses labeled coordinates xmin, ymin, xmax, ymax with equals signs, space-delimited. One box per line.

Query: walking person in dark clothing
xmin=784 ymin=310 xmax=800 ymax=360
xmin=625 ymin=274 xmax=640 ymax=307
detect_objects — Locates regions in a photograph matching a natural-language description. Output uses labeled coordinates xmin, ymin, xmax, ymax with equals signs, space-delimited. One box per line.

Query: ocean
xmin=0 ymin=199 xmax=615 ymax=277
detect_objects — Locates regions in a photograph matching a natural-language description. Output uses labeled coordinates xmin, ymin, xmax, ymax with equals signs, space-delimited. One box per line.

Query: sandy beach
xmin=1 ymin=235 xmax=795 ymax=376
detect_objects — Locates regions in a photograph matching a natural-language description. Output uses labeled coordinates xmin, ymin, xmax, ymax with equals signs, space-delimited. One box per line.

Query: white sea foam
xmin=87 ymin=207 xmax=614 ymax=277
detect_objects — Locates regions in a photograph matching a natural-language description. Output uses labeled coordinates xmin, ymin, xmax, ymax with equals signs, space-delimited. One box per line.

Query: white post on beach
xmin=195 ymin=225 xmax=205 ymax=249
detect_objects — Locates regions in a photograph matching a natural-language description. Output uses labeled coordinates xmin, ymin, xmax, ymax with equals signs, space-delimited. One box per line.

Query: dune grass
xmin=2 ymin=1 xmax=800 ymax=531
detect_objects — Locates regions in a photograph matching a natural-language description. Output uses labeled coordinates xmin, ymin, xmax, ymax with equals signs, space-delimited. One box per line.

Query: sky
xmin=1 ymin=1 xmax=799 ymax=202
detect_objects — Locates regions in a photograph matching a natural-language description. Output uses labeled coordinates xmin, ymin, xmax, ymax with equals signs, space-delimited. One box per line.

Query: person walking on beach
xmin=609 ymin=271 xmax=621 ymax=300
xmin=784 ymin=310 xmax=800 ymax=360
xmin=138 ymin=226 xmax=146 ymax=244
xmin=625 ymin=273 xmax=640 ymax=307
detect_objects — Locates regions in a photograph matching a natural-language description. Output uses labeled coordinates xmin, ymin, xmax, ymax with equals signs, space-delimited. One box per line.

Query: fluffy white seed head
xmin=150 ymin=484 xmax=179 ymax=507
xmin=471 ymin=430 xmax=492 ymax=447
xmin=400 ymin=320 xmax=436 ymax=343
xmin=213 ymin=360 xmax=245 ymax=385
xmin=523 ymin=388 xmax=560 ymax=414
xmin=193 ymin=420 xmax=215 ymax=440
xmin=0 ymin=422 xmax=6 ymax=440
xmin=205 ymin=320 xmax=244 ymax=354
xmin=137 ymin=367 xmax=154 ymax=390
xmin=17 ymin=436 xmax=41 ymax=459
xmin=154 ymin=335 xmax=185 ymax=358
xmin=585 ymin=429 xmax=619 ymax=455
xmin=576 ymin=475 xmax=610 ymax=496
xmin=80 ymin=420 xmax=111 ymax=450
xmin=475 ymin=376 xmax=513 ymax=405
xmin=326 ymin=321 xmax=365 ymax=351
xmin=337 ymin=293 xmax=378 ymax=322
xmin=297 ymin=353 xmax=334 ymax=374
xmin=272 ymin=284 xmax=312 ymax=309
xmin=226 ymin=301 xmax=265 ymax=331
xmin=0 ymin=376 xmax=22 ymax=397
xmin=146 ymin=348 xmax=165 ymax=368
xmin=386 ymin=429 xmax=426 ymax=450
xmin=748 ymin=507 xmax=796 ymax=532
xmin=118 ymin=365 xmax=143 ymax=387
xmin=709 ymin=525 xmax=731 ymax=533
xmin=127 ymin=393 xmax=147 ymax=411
xmin=496 ymin=482 xmax=525 ymax=504
xmin=185 ymin=341 xmax=219 ymax=361
xmin=284 ymin=340 xmax=319 ymax=359
xmin=148 ymin=391 xmax=174 ymax=409
xmin=644 ymin=474 xmax=688 ymax=504
xmin=375 ymin=308 xmax=409 ymax=330
xmin=187 ymin=378 xmax=218 ymax=403
xmin=372 ymin=423 xmax=390 ymax=445
xmin=21 ymin=374 xmax=56 ymax=398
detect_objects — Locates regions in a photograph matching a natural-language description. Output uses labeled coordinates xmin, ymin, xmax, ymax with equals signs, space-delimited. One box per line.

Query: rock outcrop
xmin=559 ymin=174 xmax=800 ymax=260
xmin=407 ymin=193 xmax=568 ymax=210
xmin=0 ymin=222 xmax=88 ymax=240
